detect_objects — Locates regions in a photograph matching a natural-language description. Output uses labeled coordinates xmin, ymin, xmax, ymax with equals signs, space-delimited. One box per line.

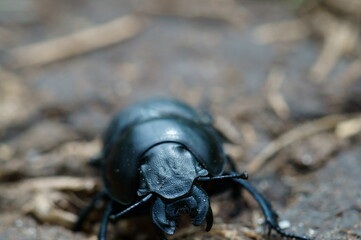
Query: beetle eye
xmin=140 ymin=155 xmax=150 ymax=164
xmin=138 ymin=175 xmax=149 ymax=196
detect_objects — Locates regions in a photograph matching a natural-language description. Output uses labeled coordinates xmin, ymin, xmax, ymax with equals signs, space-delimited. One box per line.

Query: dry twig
xmin=309 ymin=11 xmax=359 ymax=82
xmin=214 ymin=115 xmax=243 ymax=145
xmin=137 ymin=0 xmax=249 ymax=30
xmin=22 ymin=176 xmax=98 ymax=192
xmin=265 ymin=66 xmax=290 ymax=120
xmin=0 ymin=67 xmax=35 ymax=132
xmin=335 ymin=115 xmax=361 ymax=139
xmin=325 ymin=0 xmax=361 ymax=16
xmin=23 ymin=191 xmax=77 ymax=228
xmin=20 ymin=177 xmax=99 ymax=228
xmin=7 ymin=15 xmax=150 ymax=68
xmin=246 ymin=114 xmax=353 ymax=175
xmin=254 ymin=20 xmax=309 ymax=44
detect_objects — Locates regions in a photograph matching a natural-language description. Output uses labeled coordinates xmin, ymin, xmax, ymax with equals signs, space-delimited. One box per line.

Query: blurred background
xmin=0 ymin=0 xmax=360 ymax=239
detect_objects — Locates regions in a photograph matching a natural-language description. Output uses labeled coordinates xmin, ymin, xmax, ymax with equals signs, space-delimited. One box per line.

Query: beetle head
xmin=137 ymin=143 xmax=208 ymax=199
xmin=137 ymin=143 xmax=212 ymax=234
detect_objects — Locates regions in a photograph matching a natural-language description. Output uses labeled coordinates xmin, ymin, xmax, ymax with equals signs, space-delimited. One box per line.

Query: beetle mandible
xmin=73 ymin=98 xmax=309 ymax=240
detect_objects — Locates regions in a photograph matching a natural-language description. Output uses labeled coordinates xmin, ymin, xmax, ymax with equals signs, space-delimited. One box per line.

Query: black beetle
xmin=73 ymin=99 xmax=309 ymax=240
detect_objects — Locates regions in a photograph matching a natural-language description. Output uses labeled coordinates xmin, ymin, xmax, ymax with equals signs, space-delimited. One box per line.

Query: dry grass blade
xmin=23 ymin=191 xmax=77 ymax=228
xmin=0 ymin=67 xmax=35 ymax=132
xmin=7 ymin=15 xmax=150 ymax=68
xmin=22 ymin=176 xmax=98 ymax=191
xmin=246 ymin=114 xmax=351 ymax=175
xmin=325 ymin=0 xmax=361 ymax=16
xmin=265 ymin=66 xmax=290 ymax=119
xmin=309 ymin=11 xmax=359 ymax=82
xmin=137 ymin=0 xmax=249 ymax=30
xmin=335 ymin=115 xmax=361 ymax=139
xmin=254 ymin=19 xmax=309 ymax=44
xmin=214 ymin=115 xmax=243 ymax=144
xmin=16 ymin=177 xmax=99 ymax=228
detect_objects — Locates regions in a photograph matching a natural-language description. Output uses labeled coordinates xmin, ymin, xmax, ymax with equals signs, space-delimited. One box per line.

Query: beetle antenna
xmin=197 ymin=172 xmax=248 ymax=182
xmin=110 ymin=194 xmax=153 ymax=221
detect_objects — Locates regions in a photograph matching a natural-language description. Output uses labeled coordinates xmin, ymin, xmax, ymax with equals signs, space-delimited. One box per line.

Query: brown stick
xmin=22 ymin=176 xmax=98 ymax=191
xmin=265 ymin=66 xmax=290 ymax=119
xmin=309 ymin=11 xmax=359 ymax=82
xmin=254 ymin=19 xmax=309 ymax=44
xmin=7 ymin=15 xmax=150 ymax=68
xmin=246 ymin=114 xmax=352 ymax=175
xmin=335 ymin=115 xmax=361 ymax=139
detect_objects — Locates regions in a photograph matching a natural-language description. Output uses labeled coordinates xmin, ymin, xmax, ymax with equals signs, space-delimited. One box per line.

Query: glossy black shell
xmin=101 ymin=99 xmax=227 ymax=205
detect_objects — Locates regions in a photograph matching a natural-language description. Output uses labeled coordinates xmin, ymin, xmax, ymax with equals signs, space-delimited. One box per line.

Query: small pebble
xmin=279 ymin=220 xmax=291 ymax=229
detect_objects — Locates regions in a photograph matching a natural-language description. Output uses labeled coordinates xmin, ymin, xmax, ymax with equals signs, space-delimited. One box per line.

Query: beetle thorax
xmin=137 ymin=143 xmax=208 ymax=199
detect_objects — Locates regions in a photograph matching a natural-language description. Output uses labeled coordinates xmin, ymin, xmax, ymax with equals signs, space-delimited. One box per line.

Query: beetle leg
xmin=230 ymin=174 xmax=309 ymax=240
xmin=88 ymin=152 xmax=103 ymax=167
xmin=98 ymin=200 xmax=113 ymax=240
xmin=156 ymin=228 xmax=169 ymax=240
xmin=152 ymin=197 xmax=176 ymax=235
xmin=73 ymin=190 xmax=106 ymax=231
xmin=191 ymin=185 xmax=210 ymax=227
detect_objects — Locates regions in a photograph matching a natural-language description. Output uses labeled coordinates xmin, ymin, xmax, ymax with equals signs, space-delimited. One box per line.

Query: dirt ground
xmin=0 ymin=0 xmax=360 ymax=240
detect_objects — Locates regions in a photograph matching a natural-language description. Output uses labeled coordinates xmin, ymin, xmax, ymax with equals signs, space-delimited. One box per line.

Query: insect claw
xmin=267 ymin=224 xmax=272 ymax=237
xmin=205 ymin=206 xmax=213 ymax=232
xmin=265 ymin=220 xmax=310 ymax=240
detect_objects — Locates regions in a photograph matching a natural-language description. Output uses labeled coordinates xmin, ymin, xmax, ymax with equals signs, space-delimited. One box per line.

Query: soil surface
xmin=0 ymin=0 xmax=360 ymax=240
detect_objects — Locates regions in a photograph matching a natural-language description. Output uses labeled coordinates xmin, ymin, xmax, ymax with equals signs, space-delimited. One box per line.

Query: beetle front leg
xmin=98 ymin=200 xmax=113 ymax=240
xmin=73 ymin=190 xmax=106 ymax=231
xmin=230 ymin=173 xmax=309 ymax=240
